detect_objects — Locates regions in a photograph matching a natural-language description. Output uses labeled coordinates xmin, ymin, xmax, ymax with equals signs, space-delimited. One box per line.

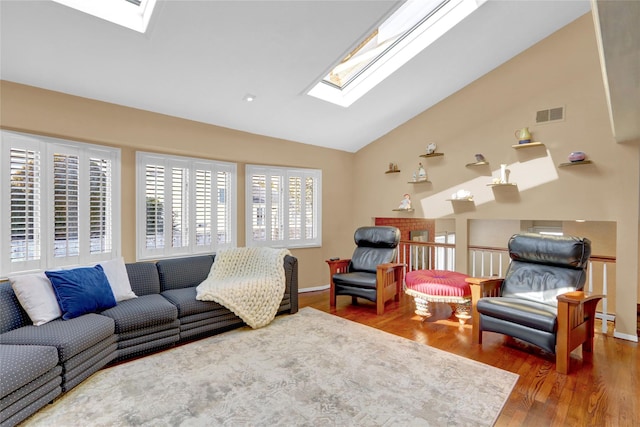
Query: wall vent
xmin=536 ymin=106 xmax=565 ymax=124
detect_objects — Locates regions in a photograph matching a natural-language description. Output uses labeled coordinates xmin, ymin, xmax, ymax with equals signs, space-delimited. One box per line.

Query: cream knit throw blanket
xmin=196 ymin=247 xmax=290 ymax=329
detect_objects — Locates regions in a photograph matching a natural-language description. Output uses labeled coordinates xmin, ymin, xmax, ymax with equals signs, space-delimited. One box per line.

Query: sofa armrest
xmin=465 ymin=277 xmax=504 ymax=344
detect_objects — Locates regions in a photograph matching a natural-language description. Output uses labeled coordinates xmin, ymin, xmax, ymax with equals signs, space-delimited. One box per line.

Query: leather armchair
xmin=326 ymin=226 xmax=404 ymax=315
xmin=468 ymin=233 xmax=603 ymax=374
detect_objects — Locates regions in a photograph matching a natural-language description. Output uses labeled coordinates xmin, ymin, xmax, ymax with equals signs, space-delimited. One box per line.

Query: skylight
xmin=51 ymin=0 xmax=157 ymax=33
xmin=308 ymin=0 xmax=486 ymax=107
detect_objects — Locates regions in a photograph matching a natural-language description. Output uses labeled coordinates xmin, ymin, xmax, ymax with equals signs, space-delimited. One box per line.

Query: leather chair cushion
xmin=477 ymin=297 xmax=557 ymax=333
xmin=349 ymin=226 xmax=400 ymax=273
xmin=508 ymin=233 xmax=591 ymax=269
xmin=354 ymin=226 xmax=400 ymax=249
xmin=333 ymin=272 xmax=376 ymax=289
xmin=501 ymin=261 xmax=584 ymax=306
xmin=350 ymin=247 xmax=396 ymax=273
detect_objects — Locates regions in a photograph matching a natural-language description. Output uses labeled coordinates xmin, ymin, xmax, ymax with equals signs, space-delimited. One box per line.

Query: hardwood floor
xmin=299 ymin=290 xmax=639 ymax=427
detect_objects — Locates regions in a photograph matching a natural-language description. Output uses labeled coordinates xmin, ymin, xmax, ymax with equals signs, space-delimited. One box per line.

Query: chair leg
xmin=377 ymin=297 xmax=385 ymax=315
xmin=556 ymin=299 xmax=571 ymax=374
xmin=329 ymin=281 xmax=336 ymax=309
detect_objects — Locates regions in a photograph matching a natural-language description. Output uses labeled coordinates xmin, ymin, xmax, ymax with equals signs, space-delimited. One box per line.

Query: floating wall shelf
xmin=446 ymin=198 xmax=474 ymax=202
xmin=558 ymin=160 xmax=593 ymax=167
xmin=512 ymin=142 xmax=544 ymax=149
xmin=419 ymin=153 xmax=444 ymax=158
xmin=465 ymin=161 xmax=489 ymax=167
xmin=487 ymin=183 xmax=517 ymax=187
xmin=392 ymin=208 xmax=415 ymax=212
xmin=385 ymin=169 xmax=401 ymax=174
xmin=408 ymin=180 xmax=431 ymax=184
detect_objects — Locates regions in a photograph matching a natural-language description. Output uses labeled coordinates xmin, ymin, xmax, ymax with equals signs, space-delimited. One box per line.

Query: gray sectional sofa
xmin=0 ymin=254 xmax=298 ymax=427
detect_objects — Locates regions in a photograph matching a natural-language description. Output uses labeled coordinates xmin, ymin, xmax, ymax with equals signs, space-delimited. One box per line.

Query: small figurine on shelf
xmin=398 ymin=193 xmax=412 ymax=210
xmin=417 ymin=162 xmax=427 ymax=181
xmin=426 ymin=142 xmax=437 ymax=155
xmin=475 ymin=153 xmax=486 ymax=163
xmin=500 ymin=164 xmax=508 ymax=183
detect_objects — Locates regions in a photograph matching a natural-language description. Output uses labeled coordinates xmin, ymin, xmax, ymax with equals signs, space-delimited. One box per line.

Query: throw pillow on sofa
xmin=46 ymin=264 xmax=117 ymax=320
xmin=9 ymin=272 xmax=62 ymax=326
xmin=99 ymin=257 xmax=137 ymax=302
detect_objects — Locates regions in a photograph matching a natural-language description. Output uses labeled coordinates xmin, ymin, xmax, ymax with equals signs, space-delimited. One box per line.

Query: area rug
xmin=23 ymin=307 xmax=518 ymax=426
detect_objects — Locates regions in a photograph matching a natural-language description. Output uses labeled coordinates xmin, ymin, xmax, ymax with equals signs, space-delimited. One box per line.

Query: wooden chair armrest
xmin=326 ymin=259 xmax=351 ymax=276
xmin=556 ymin=290 xmax=604 ymax=305
xmin=376 ymin=262 xmax=405 ymax=272
xmin=326 ymin=259 xmax=350 ymax=309
xmin=556 ymin=291 xmax=604 ymax=374
xmin=466 ymin=277 xmax=503 ymax=344
xmin=465 ymin=277 xmax=503 ymax=298
xmin=375 ymin=263 xmax=405 ymax=315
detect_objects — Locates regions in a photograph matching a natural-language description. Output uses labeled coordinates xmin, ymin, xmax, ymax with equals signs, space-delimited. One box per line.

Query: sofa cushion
xmin=8 ymin=273 xmax=61 ymax=326
xmin=0 ymin=344 xmax=59 ymax=398
xmin=0 ymin=313 xmax=115 ymax=362
xmin=99 ymin=257 xmax=137 ymax=302
xmin=156 ymin=255 xmax=214 ymax=291
xmin=100 ymin=294 xmax=178 ymax=334
xmin=125 ymin=262 xmax=161 ymax=296
xmin=162 ymin=287 xmax=225 ymax=318
xmin=0 ymin=281 xmax=31 ymax=334
xmin=46 ymin=265 xmax=117 ymax=320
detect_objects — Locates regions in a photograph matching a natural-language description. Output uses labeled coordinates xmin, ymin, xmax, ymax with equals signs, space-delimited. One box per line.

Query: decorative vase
xmin=569 ymin=151 xmax=586 ymax=162
xmin=515 ymin=127 xmax=532 ymax=144
xmin=500 ymin=164 xmax=508 ymax=183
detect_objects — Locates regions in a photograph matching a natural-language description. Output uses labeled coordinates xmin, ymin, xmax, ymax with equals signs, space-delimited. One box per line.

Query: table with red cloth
xmin=404 ymin=269 xmax=471 ymax=323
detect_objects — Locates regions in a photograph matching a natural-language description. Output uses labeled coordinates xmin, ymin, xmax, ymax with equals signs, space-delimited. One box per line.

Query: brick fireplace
xmin=374 ymin=218 xmax=435 ymax=242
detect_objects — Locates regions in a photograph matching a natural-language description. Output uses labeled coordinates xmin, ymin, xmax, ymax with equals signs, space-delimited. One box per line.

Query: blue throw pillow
xmin=45 ymin=264 xmax=117 ymax=320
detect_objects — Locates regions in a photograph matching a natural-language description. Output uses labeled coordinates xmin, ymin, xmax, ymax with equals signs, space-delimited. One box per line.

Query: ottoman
xmin=405 ymin=270 xmax=471 ymax=324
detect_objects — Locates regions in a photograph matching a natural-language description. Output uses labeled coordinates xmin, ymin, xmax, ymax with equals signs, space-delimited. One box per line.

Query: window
xmin=51 ymin=0 xmax=157 ymax=33
xmin=246 ymin=165 xmax=321 ymax=248
xmin=136 ymin=152 xmax=236 ymax=260
xmin=307 ymin=0 xmax=485 ymax=107
xmin=0 ymin=130 xmax=120 ymax=277
xmin=434 ymin=231 xmax=455 ymax=270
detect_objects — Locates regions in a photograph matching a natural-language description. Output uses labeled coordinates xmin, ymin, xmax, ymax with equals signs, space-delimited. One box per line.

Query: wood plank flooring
xmin=299 ymin=290 xmax=639 ymax=427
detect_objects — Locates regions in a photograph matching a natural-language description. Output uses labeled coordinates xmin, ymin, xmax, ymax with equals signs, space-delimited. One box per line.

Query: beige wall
xmin=0 ymin=81 xmax=357 ymax=290
xmin=352 ymin=14 xmax=639 ymax=339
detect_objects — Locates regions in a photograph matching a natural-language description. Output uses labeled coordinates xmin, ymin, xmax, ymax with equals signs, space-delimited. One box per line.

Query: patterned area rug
xmin=23 ymin=308 xmax=518 ymax=426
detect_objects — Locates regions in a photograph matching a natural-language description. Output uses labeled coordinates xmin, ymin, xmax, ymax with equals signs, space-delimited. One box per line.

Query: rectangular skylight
xmin=51 ymin=0 xmax=157 ymax=33
xmin=308 ymin=0 xmax=486 ymax=107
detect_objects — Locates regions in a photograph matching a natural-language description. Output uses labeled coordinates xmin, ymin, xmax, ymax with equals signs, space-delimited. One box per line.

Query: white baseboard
xmin=298 ymin=284 xmax=330 ymax=293
xmin=613 ymin=330 xmax=639 ymax=342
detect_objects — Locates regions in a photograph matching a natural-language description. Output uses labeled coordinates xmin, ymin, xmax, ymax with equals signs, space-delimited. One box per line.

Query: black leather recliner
xmin=469 ymin=233 xmax=603 ymax=374
xmin=326 ymin=226 xmax=404 ymax=315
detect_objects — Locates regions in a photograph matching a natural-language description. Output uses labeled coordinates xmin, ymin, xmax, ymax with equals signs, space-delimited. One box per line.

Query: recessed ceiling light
xmin=243 ymin=94 xmax=257 ymax=102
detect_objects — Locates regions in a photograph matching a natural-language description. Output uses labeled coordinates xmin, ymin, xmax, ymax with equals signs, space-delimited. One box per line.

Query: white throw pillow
xmin=9 ymin=272 xmax=62 ymax=326
xmin=99 ymin=257 xmax=137 ymax=302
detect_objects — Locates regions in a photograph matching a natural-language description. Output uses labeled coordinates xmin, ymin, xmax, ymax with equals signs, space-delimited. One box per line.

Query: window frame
xmin=0 ymin=130 xmax=121 ymax=277
xmin=245 ymin=164 xmax=322 ymax=249
xmin=136 ymin=151 xmax=237 ymax=261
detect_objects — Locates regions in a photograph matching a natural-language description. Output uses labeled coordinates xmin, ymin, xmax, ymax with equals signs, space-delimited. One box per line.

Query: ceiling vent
xmin=536 ymin=106 xmax=565 ymax=124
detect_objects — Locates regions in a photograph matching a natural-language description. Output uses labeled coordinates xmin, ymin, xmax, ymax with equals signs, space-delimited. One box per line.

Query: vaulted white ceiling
xmin=0 ymin=0 xmax=596 ymax=152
